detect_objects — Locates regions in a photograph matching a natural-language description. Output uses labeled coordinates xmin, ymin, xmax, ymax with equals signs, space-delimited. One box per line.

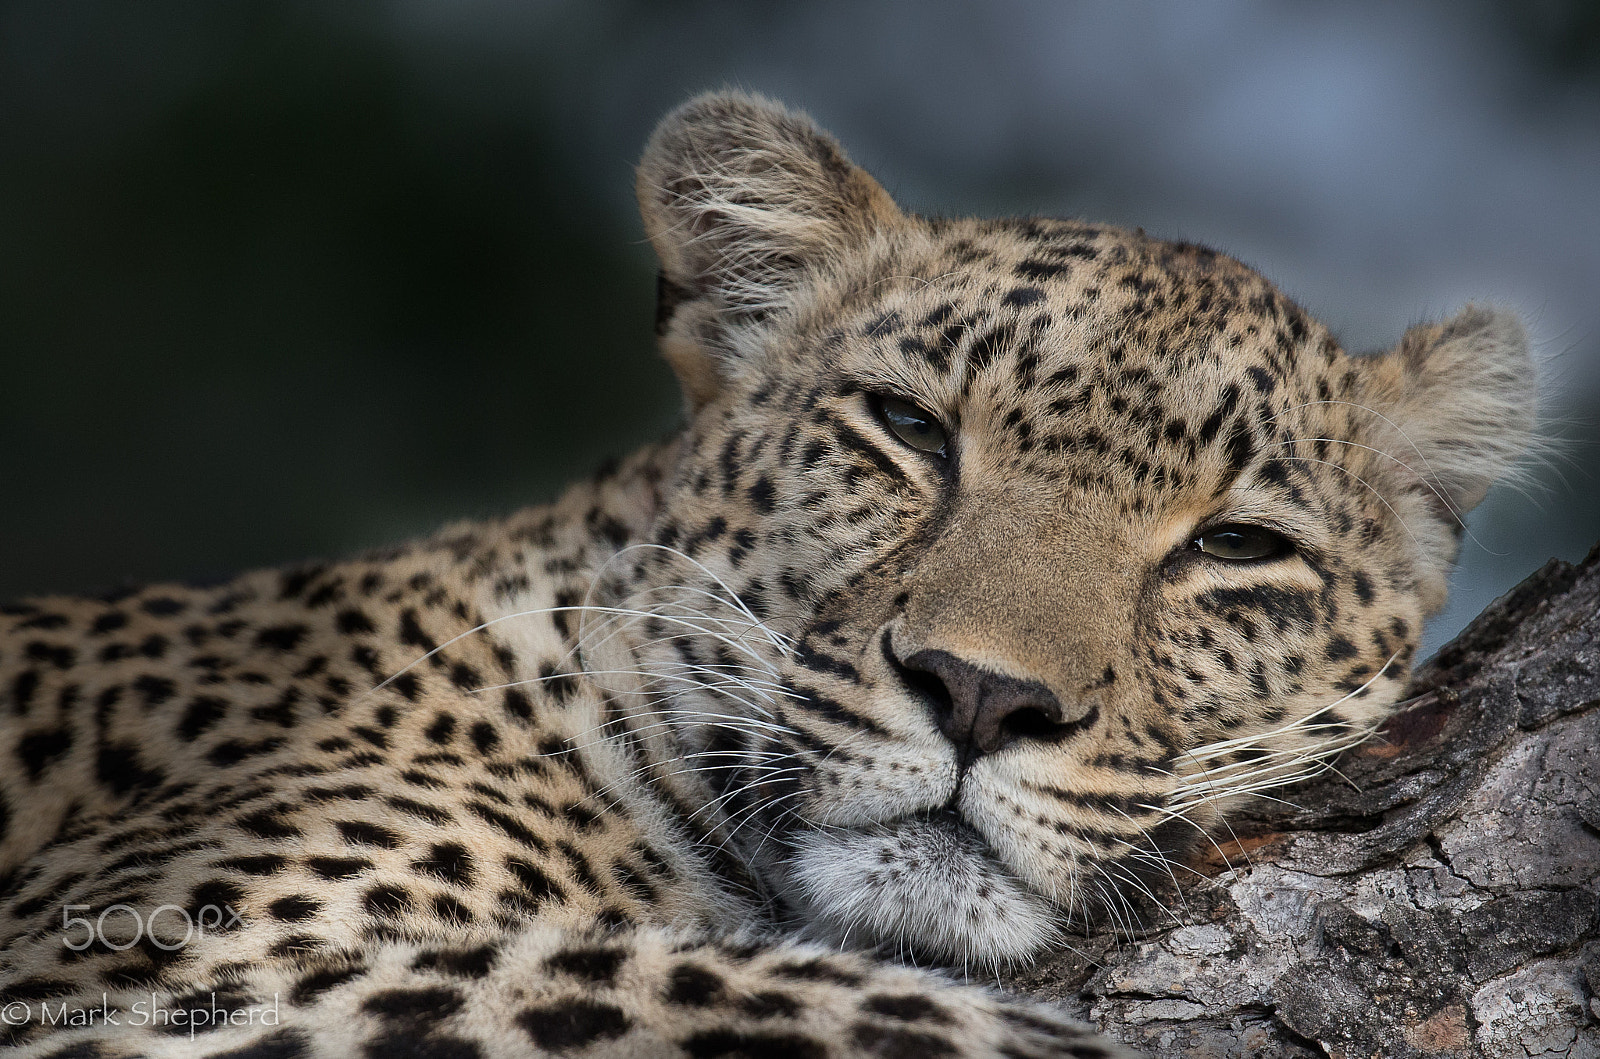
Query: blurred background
xmin=2 ymin=0 xmax=1596 ymax=656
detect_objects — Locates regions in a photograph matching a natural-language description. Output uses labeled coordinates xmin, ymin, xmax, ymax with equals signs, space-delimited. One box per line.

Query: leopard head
xmin=603 ymin=91 xmax=1535 ymax=964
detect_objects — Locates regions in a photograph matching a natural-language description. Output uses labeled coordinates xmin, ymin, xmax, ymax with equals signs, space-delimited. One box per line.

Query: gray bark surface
xmin=1005 ymin=544 xmax=1600 ymax=1058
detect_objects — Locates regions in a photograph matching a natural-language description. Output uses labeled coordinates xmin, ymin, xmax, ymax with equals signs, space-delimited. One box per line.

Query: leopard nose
xmin=892 ymin=647 xmax=1095 ymax=756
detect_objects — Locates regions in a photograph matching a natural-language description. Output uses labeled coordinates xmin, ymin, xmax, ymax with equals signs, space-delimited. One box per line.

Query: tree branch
xmin=1005 ymin=544 xmax=1600 ymax=1058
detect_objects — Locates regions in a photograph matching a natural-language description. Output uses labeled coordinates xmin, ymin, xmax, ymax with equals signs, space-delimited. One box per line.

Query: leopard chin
xmin=782 ymin=814 xmax=1060 ymax=966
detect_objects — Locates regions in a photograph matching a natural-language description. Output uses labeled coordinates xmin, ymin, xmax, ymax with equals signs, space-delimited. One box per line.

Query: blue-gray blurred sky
xmin=2 ymin=0 xmax=1596 ymax=655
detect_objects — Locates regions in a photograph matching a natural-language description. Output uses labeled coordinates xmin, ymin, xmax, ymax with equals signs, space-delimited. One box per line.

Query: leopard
xmin=0 ymin=91 xmax=1535 ymax=1058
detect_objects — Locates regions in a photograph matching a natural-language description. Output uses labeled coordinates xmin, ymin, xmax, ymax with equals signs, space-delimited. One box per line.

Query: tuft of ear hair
xmin=1355 ymin=305 xmax=1537 ymax=602
xmin=637 ymin=91 xmax=901 ymax=409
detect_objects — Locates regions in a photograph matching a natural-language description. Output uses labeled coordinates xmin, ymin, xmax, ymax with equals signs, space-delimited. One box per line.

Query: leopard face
xmin=594 ymin=93 xmax=1534 ymax=965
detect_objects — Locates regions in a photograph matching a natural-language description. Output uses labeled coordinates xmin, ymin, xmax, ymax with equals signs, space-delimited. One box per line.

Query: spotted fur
xmin=0 ymin=92 xmax=1533 ymax=1056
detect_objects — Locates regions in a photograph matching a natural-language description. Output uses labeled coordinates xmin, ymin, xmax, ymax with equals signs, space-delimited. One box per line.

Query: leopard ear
xmin=1355 ymin=305 xmax=1537 ymax=588
xmin=637 ymin=91 xmax=901 ymax=409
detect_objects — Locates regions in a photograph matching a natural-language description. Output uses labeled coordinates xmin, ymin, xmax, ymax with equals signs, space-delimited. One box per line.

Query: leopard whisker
xmin=1106 ymin=806 xmax=1199 ymax=907
xmin=556 ymin=714 xmax=799 ymax=767
xmin=1180 ymin=649 xmax=1399 ymax=767
xmin=701 ymin=772 xmax=811 ymax=828
xmin=1270 ymin=397 xmax=1547 ymax=529
xmin=1096 ymin=859 xmax=1178 ymax=928
xmin=588 ymin=542 xmax=795 ymax=652
xmin=1170 ymin=728 xmax=1369 ymax=782
xmin=580 ymin=757 xmax=793 ymax=810
xmin=1131 ymin=800 xmax=1249 ymax=876
xmin=1275 ymin=456 xmax=1429 ymax=553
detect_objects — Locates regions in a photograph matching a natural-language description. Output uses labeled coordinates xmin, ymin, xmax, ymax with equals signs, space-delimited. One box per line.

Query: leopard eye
xmin=1192 ymin=524 xmax=1293 ymax=562
xmin=873 ymin=395 xmax=948 ymax=458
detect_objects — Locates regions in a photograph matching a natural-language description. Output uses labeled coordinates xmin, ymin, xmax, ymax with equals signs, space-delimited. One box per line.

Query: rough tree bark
xmin=1003 ymin=543 xmax=1600 ymax=1059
